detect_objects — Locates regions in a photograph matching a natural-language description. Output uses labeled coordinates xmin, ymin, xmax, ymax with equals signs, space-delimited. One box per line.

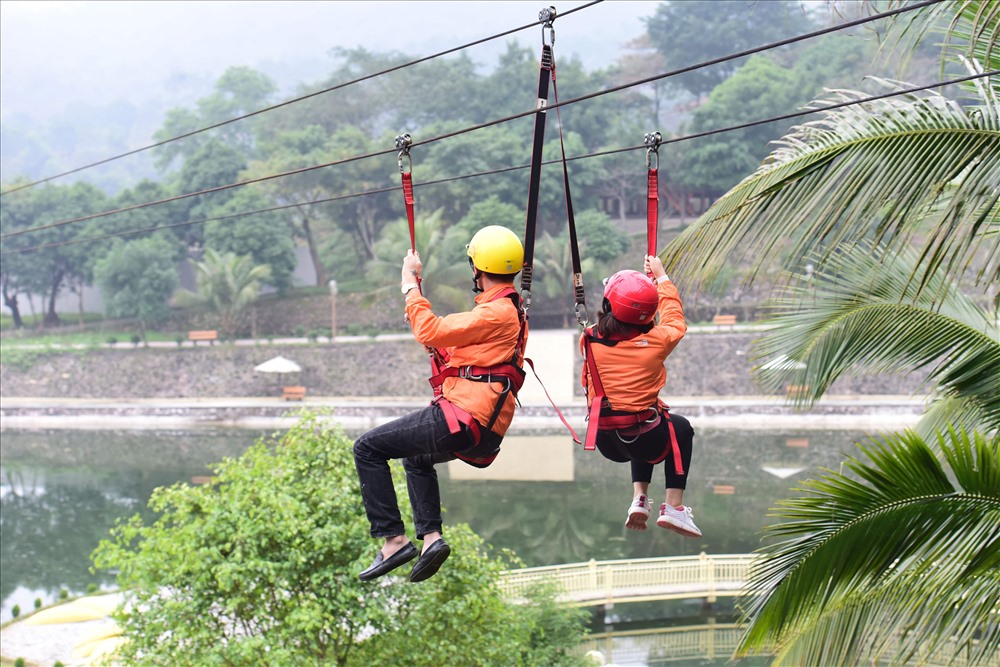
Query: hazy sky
xmin=1 ymin=1 xmax=657 ymax=122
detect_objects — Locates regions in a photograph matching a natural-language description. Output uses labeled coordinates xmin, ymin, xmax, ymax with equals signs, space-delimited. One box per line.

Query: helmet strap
xmin=470 ymin=262 xmax=484 ymax=294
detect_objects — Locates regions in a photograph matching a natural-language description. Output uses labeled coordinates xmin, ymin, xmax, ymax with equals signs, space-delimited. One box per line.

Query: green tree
xmin=172 ymin=248 xmax=271 ymax=338
xmin=203 ymin=188 xmax=298 ymax=292
xmin=176 ymin=138 xmax=248 ymax=244
xmin=245 ymin=125 xmax=334 ymax=286
xmin=755 ymin=242 xmax=1000 ymax=439
xmin=0 ymin=181 xmax=111 ymax=327
xmin=153 ymin=66 xmax=277 ymax=170
xmin=92 ymin=236 xmax=179 ymax=342
xmin=92 ymin=414 xmax=588 ymax=666
xmin=663 ymin=1 xmax=999 ymax=663
xmin=644 ymin=0 xmax=817 ymax=99
xmin=678 ymin=55 xmax=803 ymax=193
xmin=668 ymin=4 xmax=998 ymax=298
xmin=740 ymin=429 xmax=999 ymax=666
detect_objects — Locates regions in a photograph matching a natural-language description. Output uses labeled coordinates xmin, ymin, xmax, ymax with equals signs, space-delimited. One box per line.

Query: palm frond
xmin=753 ymin=242 xmax=1000 ymax=432
xmin=739 ymin=429 xmax=1000 ymax=666
xmin=666 ymin=80 xmax=1000 ymax=298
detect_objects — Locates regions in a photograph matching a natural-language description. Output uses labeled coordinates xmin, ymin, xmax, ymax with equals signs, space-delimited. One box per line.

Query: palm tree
xmin=755 ymin=241 xmax=1000 ymax=439
xmin=658 ymin=1 xmax=999 ymax=664
xmin=173 ymin=248 xmax=271 ymax=338
xmin=740 ymin=429 xmax=998 ymax=667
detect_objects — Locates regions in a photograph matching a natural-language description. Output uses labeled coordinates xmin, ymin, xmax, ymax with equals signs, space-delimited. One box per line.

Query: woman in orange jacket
xmin=580 ymin=254 xmax=701 ymax=537
xmin=354 ymin=226 xmax=527 ymax=583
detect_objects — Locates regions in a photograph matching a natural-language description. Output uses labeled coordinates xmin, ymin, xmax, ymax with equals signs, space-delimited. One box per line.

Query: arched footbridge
xmin=500 ymin=552 xmax=754 ymax=606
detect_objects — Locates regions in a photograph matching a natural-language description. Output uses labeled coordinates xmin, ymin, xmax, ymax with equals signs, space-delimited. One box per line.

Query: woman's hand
xmin=644 ymin=255 xmax=666 ymax=281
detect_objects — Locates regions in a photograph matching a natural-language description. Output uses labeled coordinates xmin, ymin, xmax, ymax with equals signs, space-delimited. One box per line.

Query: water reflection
xmin=1 ymin=426 xmax=865 ymax=624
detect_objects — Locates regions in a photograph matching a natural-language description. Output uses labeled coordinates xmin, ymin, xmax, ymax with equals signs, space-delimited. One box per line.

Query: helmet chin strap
xmin=469 ymin=258 xmax=484 ymax=293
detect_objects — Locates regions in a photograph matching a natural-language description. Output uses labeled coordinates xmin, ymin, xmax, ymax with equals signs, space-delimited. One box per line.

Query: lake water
xmin=1 ymin=424 xmax=870 ymax=665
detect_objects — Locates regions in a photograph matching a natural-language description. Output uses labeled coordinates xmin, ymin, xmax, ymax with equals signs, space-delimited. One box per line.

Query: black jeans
xmin=595 ymin=412 xmax=694 ymax=489
xmin=353 ymin=403 xmax=475 ymax=540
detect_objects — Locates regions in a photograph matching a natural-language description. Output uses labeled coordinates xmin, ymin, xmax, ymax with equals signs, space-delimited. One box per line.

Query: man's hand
xmin=402 ymin=249 xmax=422 ymax=283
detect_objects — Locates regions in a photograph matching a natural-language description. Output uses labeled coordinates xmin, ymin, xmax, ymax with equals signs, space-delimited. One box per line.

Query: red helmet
xmin=603 ymin=270 xmax=658 ymax=324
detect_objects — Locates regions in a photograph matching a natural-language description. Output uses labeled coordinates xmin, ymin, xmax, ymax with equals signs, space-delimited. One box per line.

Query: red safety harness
xmin=581 ymin=327 xmax=684 ymax=475
xmin=427 ymin=287 xmax=527 ymax=467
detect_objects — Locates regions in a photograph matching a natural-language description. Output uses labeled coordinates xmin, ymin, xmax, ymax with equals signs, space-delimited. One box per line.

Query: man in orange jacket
xmin=581 ymin=255 xmax=701 ymax=538
xmin=354 ymin=225 xmax=527 ymax=583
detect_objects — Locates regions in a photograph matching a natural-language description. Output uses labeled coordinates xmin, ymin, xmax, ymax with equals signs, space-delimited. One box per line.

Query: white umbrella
xmin=254 ymin=355 xmax=302 ymax=374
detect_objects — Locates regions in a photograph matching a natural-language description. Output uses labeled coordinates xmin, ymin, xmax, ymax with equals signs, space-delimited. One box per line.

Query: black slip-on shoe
xmin=409 ymin=539 xmax=451 ymax=583
xmin=358 ymin=541 xmax=418 ymax=581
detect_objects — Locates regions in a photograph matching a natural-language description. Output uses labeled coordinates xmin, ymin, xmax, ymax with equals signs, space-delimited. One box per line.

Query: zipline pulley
xmin=644 ymin=131 xmax=661 ymax=170
xmin=395 ymin=133 xmax=413 ymax=174
xmin=539 ymin=6 xmax=556 ymax=45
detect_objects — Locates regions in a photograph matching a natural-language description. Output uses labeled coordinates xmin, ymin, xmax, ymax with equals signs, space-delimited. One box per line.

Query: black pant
xmin=595 ymin=412 xmax=694 ymax=489
xmin=353 ymin=403 xmax=491 ymax=540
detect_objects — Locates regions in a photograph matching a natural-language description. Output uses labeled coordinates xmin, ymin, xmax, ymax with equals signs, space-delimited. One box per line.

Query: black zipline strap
xmin=549 ymin=44 xmax=590 ymax=327
xmin=520 ymin=10 xmax=557 ymax=317
xmin=644 ymin=132 xmax=662 ymax=271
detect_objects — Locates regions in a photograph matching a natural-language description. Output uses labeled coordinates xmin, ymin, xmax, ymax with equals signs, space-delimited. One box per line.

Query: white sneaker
xmin=625 ymin=494 xmax=650 ymax=531
xmin=657 ymin=504 xmax=702 ymax=537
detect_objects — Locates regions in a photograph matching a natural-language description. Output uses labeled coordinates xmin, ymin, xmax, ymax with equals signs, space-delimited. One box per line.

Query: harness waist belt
xmin=428 ymin=363 xmax=526 ymax=393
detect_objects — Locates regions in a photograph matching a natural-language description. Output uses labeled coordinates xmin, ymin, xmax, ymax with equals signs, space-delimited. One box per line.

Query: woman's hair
xmin=596 ymin=298 xmax=655 ymax=338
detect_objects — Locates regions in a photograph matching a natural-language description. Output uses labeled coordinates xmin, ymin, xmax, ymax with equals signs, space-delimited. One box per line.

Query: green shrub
xmin=106 ymin=337 xmax=118 ymax=347
xmin=33 ymin=597 xmax=42 ymax=609
xmin=11 ymin=604 xmax=20 ymax=618
xmin=93 ymin=413 xmax=587 ymax=666
xmin=14 ymin=657 xmax=26 ymax=667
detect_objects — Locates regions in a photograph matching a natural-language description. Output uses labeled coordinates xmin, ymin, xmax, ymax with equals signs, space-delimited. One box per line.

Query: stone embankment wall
xmin=0 ymin=332 xmax=926 ymax=400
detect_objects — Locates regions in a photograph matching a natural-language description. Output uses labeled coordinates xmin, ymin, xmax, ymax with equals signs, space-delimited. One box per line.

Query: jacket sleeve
xmin=655 ymin=279 xmax=686 ymax=343
xmin=405 ymin=294 xmax=508 ymax=348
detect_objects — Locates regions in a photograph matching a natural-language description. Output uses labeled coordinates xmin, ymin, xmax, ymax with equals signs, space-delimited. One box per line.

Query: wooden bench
xmin=712 ymin=314 xmax=737 ymax=329
xmin=786 ymin=384 xmax=810 ymax=398
xmin=188 ymin=330 xmax=218 ymax=345
xmin=282 ymin=386 xmax=307 ymax=401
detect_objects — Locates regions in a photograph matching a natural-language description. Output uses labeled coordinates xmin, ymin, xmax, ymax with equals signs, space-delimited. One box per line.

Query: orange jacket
xmin=405 ymin=283 xmax=526 ymax=435
xmin=580 ymin=279 xmax=686 ymax=412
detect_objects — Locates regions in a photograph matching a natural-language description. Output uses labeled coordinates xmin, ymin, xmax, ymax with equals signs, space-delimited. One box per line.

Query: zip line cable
xmin=0 ymin=0 xmax=605 ymax=197
xmin=6 ymin=68 xmax=990 ymax=257
xmin=0 ymin=0 xmax=943 ymax=241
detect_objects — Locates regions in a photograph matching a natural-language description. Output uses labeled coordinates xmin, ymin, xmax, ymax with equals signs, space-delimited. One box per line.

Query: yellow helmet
xmin=466 ymin=225 xmax=523 ymax=275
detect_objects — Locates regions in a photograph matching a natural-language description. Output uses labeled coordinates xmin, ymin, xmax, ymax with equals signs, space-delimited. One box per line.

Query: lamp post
xmin=329 ymin=280 xmax=338 ymax=341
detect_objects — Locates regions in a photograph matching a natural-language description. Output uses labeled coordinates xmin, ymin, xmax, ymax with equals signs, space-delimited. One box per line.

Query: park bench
xmin=282 ymin=386 xmax=307 ymax=401
xmin=188 ymin=330 xmax=218 ymax=345
xmin=712 ymin=314 xmax=737 ymax=329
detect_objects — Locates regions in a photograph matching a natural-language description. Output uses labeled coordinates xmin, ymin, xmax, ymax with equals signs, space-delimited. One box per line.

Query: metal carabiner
xmin=539 ymin=6 xmax=556 ymax=46
xmin=644 ymin=131 xmax=662 ymax=170
xmin=395 ymin=133 xmax=412 ymax=174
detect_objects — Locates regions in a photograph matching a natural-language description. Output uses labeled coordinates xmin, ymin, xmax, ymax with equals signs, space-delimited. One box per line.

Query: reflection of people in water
xmin=581 ymin=255 xmax=701 ymax=537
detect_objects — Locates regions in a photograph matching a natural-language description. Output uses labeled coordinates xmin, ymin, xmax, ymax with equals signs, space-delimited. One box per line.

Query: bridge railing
xmin=500 ymin=552 xmax=756 ymax=606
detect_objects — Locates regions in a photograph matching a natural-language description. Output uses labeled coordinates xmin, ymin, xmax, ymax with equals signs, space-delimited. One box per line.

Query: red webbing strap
xmin=644 ymin=407 xmax=684 ymax=475
xmin=582 ymin=334 xmax=605 ymax=451
xmin=647 ymin=167 xmax=658 ymax=258
xmin=402 ymin=171 xmax=416 ymax=252
xmin=644 ymin=131 xmax=662 ymax=273
xmin=523 ymin=358 xmax=582 ymax=445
